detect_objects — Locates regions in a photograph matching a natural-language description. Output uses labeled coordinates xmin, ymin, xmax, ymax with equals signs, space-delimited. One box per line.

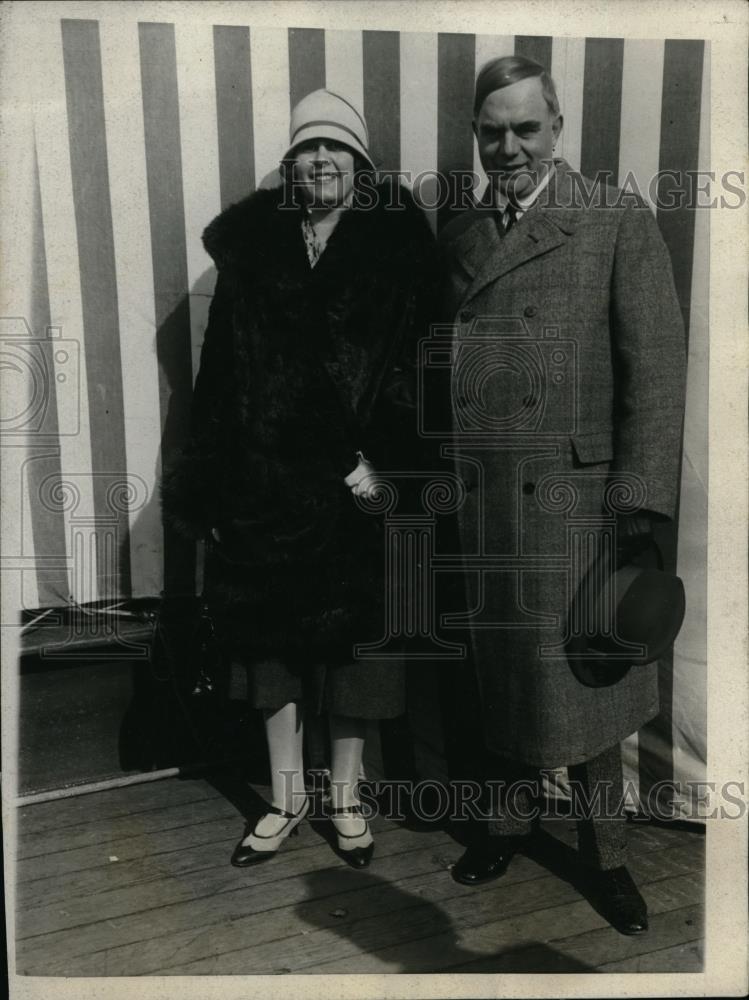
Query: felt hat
xmin=283 ymin=88 xmax=375 ymax=170
xmin=567 ymin=543 xmax=686 ymax=687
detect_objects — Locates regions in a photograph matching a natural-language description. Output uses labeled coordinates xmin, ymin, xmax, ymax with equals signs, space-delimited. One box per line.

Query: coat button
xmin=522 ymin=482 xmax=536 ymax=495
xmin=459 ymin=308 xmax=474 ymax=323
xmin=523 ymin=305 xmax=537 ymax=318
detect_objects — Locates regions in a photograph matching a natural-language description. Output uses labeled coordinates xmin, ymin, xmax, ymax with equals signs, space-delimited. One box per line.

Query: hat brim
xmin=283 ymin=124 xmax=376 ymax=171
xmin=567 ymin=550 xmax=686 ymax=688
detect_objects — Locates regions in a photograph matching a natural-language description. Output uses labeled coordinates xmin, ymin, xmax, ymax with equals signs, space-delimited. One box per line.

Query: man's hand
xmin=616 ymin=512 xmax=654 ymax=565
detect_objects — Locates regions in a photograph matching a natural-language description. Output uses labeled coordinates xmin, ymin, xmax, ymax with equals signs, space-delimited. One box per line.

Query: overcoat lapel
xmin=453 ymin=162 xmax=580 ymax=309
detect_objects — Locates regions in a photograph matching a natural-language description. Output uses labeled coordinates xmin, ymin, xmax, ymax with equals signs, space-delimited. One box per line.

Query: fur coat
xmin=161 ymin=184 xmax=437 ymax=662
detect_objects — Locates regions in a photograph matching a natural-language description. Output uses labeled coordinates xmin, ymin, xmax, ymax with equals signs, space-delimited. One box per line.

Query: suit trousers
xmin=477 ymin=742 xmax=628 ymax=871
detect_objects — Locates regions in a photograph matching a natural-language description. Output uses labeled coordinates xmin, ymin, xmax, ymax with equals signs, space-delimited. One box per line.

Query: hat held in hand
xmin=567 ymin=539 xmax=686 ymax=687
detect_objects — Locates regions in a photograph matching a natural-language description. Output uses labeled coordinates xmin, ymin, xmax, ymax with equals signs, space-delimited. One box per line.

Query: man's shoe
xmin=451 ymin=835 xmax=528 ymax=886
xmin=591 ymin=865 xmax=649 ymax=935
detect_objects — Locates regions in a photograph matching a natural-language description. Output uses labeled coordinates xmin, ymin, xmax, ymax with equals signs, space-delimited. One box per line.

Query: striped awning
xmin=6 ymin=14 xmax=707 ymax=818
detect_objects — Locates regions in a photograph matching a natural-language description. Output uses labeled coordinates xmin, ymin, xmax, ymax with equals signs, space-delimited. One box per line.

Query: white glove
xmin=344 ymin=452 xmax=380 ymax=499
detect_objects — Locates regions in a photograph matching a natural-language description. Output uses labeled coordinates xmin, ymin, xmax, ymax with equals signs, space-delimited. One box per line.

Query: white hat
xmin=283 ymin=88 xmax=376 ymax=170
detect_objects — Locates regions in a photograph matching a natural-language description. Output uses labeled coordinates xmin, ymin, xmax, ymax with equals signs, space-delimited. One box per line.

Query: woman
xmin=161 ymin=89 xmax=435 ymax=869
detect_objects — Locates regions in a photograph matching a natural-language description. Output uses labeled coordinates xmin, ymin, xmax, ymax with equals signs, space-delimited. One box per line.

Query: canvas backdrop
xmin=9 ymin=11 xmax=708 ymax=818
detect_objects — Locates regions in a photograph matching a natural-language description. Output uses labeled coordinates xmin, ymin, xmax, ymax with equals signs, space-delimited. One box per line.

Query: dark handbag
xmin=150 ymin=589 xmax=232 ymax=757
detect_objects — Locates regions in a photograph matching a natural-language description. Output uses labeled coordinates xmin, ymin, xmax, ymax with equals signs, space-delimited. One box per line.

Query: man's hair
xmin=473 ymin=55 xmax=560 ymax=118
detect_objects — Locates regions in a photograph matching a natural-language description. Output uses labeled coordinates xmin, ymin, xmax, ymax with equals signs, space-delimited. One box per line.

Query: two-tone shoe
xmin=231 ymin=798 xmax=309 ymax=868
xmin=330 ymin=804 xmax=375 ymax=869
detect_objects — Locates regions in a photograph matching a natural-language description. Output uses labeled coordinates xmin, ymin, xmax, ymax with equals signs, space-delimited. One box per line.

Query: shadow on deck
xmin=14 ymin=773 xmax=704 ymax=976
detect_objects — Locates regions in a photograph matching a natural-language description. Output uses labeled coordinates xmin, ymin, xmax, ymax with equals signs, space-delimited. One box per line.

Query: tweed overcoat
xmin=437 ymin=160 xmax=687 ymax=767
xmin=161 ymin=183 xmax=436 ymax=717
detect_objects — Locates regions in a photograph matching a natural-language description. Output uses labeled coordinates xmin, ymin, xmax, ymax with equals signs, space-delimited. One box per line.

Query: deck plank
xmin=445 ymin=903 xmax=702 ymax=973
xmin=598 ymin=939 xmax=703 ymax=972
xmin=13 ymin=775 xmax=705 ymax=977
xmin=16 ymin=775 xmax=223 ymax=833
xmin=161 ymin=841 xmax=703 ymax=976
xmin=16 ymin=826 xmax=454 ymax=962
xmin=16 ymin=796 xmax=242 ymax=866
xmin=16 ymin=812 xmax=697 ymax=950
xmin=168 ymin=869 xmax=703 ymax=975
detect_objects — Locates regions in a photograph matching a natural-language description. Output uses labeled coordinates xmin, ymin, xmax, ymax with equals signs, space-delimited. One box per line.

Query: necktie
xmin=500 ymin=204 xmax=517 ymax=237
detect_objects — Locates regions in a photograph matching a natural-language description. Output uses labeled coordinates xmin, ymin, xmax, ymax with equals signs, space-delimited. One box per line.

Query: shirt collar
xmin=494 ymin=163 xmax=556 ymax=215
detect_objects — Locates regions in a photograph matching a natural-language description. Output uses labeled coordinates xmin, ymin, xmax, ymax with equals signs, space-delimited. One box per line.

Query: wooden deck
xmin=14 ymin=774 xmax=704 ymax=976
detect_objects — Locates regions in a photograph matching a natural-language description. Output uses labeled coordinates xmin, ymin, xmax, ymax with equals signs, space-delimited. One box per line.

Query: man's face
xmin=292 ymin=138 xmax=356 ymax=208
xmin=473 ymin=75 xmax=562 ymax=201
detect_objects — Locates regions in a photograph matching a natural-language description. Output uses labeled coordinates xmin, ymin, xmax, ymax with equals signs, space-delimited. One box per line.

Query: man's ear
xmin=553 ymin=114 xmax=564 ymax=143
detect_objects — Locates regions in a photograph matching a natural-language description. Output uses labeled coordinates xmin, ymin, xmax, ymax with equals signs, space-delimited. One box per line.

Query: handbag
xmin=150 ymin=589 xmax=232 ymax=757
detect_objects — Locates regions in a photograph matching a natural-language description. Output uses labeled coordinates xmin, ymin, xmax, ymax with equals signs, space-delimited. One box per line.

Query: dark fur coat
xmin=161 ymin=184 xmax=437 ymax=658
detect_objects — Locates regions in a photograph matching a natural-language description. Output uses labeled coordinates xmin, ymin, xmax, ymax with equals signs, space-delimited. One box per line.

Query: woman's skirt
xmin=203 ymin=498 xmax=406 ymax=719
xmin=239 ymin=655 xmax=406 ymax=719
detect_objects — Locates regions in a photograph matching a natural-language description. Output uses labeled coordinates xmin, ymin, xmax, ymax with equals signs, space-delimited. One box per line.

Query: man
xmin=436 ymin=55 xmax=687 ymax=934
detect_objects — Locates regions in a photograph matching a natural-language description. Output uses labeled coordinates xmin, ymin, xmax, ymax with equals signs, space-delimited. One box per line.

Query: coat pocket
xmin=570 ymin=429 xmax=613 ymax=465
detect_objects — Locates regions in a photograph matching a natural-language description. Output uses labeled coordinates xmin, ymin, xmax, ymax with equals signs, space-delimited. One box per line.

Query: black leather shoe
xmin=590 ymin=865 xmax=649 ymax=935
xmin=451 ymin=835 xmax=529 ymax=886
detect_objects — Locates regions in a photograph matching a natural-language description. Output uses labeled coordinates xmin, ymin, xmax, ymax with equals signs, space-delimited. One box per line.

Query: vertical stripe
xmin=175 ymin=23 xmax=223 ymax=600
xmin=288 ymin=27 xmax=325 ymax=109
xmin=475 ymin=33 xmax=515 ymax=74
xmin=249 ymin=28 xmax=290 ymax=188
xmin=363 ymin=31 xmax=400 ymax=173
xmin=325 ymin=30 xmax=363 ymax=112
xmin=514 ymin=35 xmax=553 ymax=70
xmin=400 ymin=33 xmax=438 ymax=228
xmin=139 ymin=21 xmax=194 ymax=594
xmin=551 ymin=37 xmax=585 ymax=170
xmin=580 ymin=38 xmax=624 ymax=184
xmin=0 ymin=56 xmax=42 ymax=614
xmin=33 ymin=18 xmax=98 ymax=604
xmin=670 ymin=43 xmax=709 ymax=809
xmin=473 ymin=35 xmax=514 ymax=194
xmin=437 ymin=33 xmax=475 ymax=231
xmin=638 ymin=41 xmax=704 ymax=803
xmin=213 ymin=25 xmax=255 ymax=209
xmin=666 ymin=43 xmax=709 ymax=817
xmin=618 ymin=40 xmax=664 ymax=206
xmin=28 ymin=150 xmax=68 ymax=608
xmin=656 ymin=39 xmax=704 ymax=337
xmin=62 ymin=19 xmax=131 ymax=599
xmin=100 ymin=18 xmax=163 ymax=601
xmin=175 ymin=23 xmax=223 ymax=378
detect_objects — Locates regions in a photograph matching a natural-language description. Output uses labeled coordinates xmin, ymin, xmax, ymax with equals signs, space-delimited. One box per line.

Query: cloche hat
xmin=283 ymin=88 xmax=376 ymax=171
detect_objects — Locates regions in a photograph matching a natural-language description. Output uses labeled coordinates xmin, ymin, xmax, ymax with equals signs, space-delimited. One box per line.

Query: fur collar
xmin=202 ymin=183 xmax=434 ymax=272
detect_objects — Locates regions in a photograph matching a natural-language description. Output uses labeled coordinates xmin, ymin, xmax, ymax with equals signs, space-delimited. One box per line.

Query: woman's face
xmin=292 ymin=138 xmax=356 ymax=208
